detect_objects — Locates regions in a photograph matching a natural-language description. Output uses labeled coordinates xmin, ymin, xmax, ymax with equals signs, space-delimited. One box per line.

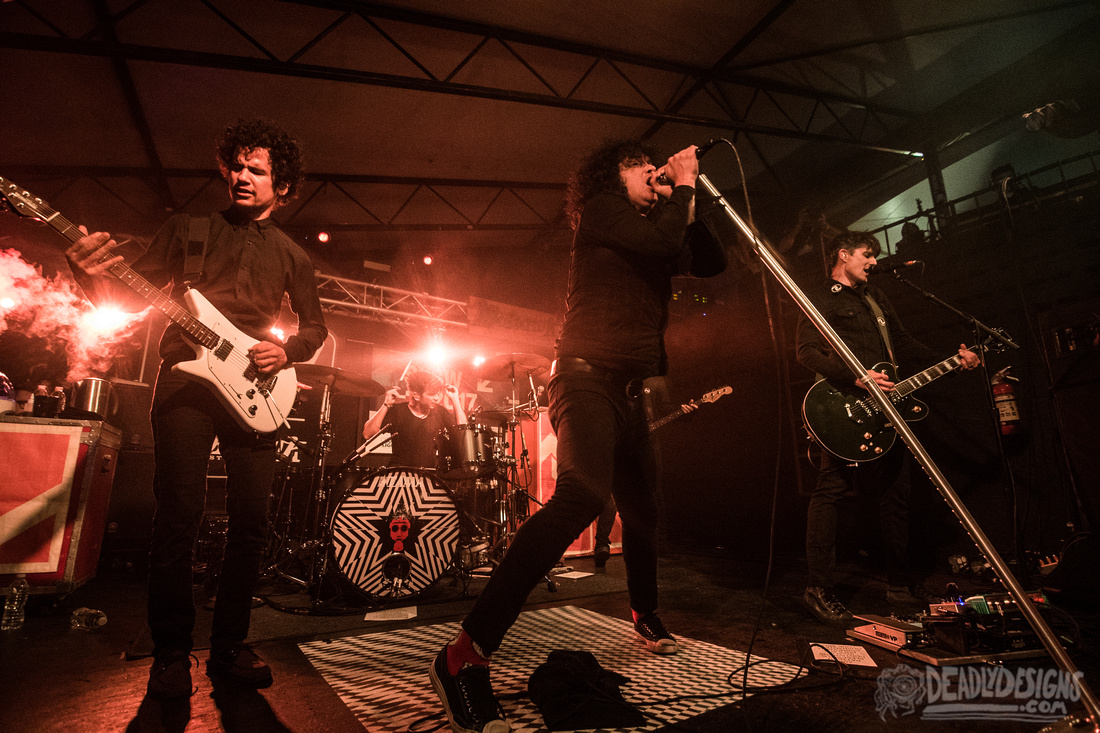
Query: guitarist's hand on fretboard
xmin=67 ymin=226 xmax=124 ymax=276
xmin=958 ymin=344 xmax=981 ymax=370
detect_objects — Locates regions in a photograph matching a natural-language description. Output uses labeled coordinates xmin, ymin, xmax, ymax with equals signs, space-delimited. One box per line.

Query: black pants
xmin=462 ymin=369 xmax=660 ymax=655
xmin=806 ymin=442 xmax=912 ymax=589
xmin=147 ymin=370 xmax=276 ymax=657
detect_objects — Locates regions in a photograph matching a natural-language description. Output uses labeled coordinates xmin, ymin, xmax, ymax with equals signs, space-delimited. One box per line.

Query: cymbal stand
xmin=262 ymin=380 xmax=334 ymax=604
xmin=485 ymin=365 xmax=556 ymax=590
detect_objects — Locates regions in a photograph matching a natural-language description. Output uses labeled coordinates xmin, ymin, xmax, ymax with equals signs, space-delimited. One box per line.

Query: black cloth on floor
xmin=527 ymin=649 xmax=646 ymax=730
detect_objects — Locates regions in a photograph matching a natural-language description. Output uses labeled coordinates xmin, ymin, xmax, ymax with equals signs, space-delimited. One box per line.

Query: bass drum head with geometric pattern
xmin=329 ymin=467 xmax=458 ymax=600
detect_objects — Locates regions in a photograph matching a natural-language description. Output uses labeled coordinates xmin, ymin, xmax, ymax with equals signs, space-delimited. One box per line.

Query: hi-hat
xmin=478 ymin=352 xmax=550 ymax=381
xmin=295 ymin=364 xmax=385 ymax=397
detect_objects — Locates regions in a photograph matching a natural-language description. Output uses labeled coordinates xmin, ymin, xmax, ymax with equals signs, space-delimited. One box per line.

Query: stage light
xmin=317 ymin=231 xmax=330 ymax=243
xmin=472 ymin=354 xmax=486 ymax=368
xmin=425 ymin=342 xmax=448 ymax=369
xmin=81 ymin=305 xmax=130 ymax=334
xmin=422 ymin=255 xmax=433 ymax=266
xmin=0 ymin=297 xmax=14 ymax=309
xmin=270 ymin=326 xmax=287 ymax=342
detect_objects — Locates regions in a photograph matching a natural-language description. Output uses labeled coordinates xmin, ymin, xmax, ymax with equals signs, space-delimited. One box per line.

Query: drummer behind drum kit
xmin=262 ymin=353 xmax=550 ymax=608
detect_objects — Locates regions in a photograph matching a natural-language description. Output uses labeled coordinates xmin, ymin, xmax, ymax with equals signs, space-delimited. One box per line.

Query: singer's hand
xmin=664 ymin=146 xmax=699 ymax=189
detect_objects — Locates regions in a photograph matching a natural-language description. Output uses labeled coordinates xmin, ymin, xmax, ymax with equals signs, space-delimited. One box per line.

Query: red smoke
xmin=0 ymin=248 xmax=148 ymax=384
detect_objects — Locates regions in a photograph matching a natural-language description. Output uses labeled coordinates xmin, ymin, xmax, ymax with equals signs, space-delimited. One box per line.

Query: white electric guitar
xmin=1 ymin=175 xmax=296 ymax=433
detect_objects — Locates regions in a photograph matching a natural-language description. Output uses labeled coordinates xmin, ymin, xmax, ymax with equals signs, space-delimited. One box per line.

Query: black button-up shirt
xmin=795 ymin=279 xmax=937 ymax=384
xmin=132 ymin=209 xmax=327 ymax=367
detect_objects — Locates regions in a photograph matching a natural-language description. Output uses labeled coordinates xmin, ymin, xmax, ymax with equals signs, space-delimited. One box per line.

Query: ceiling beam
xmin=0 ymin=31 xmax=918 ymax=154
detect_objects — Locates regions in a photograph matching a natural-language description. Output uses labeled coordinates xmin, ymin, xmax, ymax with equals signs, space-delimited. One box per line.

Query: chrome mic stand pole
xmin=697 ymin=172 xmax=1100 ymax=725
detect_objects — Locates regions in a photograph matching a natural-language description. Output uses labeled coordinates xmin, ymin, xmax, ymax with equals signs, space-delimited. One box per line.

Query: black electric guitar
xmin=649 ymin=385 xmax=732 ymax=433
xmin=0 ymin=175 xmax=296 ymax=433
xmin=802 ymin=345 xmax=987 ymax=462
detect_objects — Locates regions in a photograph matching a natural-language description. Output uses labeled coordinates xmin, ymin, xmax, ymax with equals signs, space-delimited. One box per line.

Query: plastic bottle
xmin=70 ymin=607 xmax=107 ymax=630
xmin=30 ymin=384 xmax=49 ymax=417
xmin=2 ymin=574 xmax=30 ymax=631
xmin=50 ymin=385 xmax=67 ymax=415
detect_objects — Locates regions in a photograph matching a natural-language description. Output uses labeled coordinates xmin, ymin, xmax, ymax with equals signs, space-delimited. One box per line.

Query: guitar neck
xmin=893 ymin=353 xmax=966 ymax=397
xmin=648 ymin=410 xmax=683 ymax=432
xmin=45 ymin=204 xmax=220 ymax=350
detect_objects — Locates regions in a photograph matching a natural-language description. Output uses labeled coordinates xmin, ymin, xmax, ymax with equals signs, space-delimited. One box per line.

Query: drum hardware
xmin=472 ymin=353 xmax=555 ymax=591
xmin=262 ymin=364 xmax=388 ymax=602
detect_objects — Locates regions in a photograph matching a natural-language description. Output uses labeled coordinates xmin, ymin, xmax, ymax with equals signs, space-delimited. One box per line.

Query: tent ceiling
xmin=2 ymin=0 xmax=1098 ymax=284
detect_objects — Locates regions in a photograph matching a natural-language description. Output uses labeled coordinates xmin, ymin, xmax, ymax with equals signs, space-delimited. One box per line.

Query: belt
xmin=550 ymin=356 xmax=597 ymax=377
xmin=550 ymin=357 xmax=644 ymax=399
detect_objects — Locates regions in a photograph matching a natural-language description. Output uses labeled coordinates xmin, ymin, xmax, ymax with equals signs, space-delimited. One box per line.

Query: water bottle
xmin=30 ymin=384 xmax=49 ymax=417
xmin=70 ymin=607 xmax=108 ymax=630
xmin=2 ymin=574 xmax=30 ymax=631
xmin=50 ymin=385 xmax=67 ymax=415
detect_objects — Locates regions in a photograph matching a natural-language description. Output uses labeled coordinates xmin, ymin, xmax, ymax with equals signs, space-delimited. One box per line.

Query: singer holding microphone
xmin=795 ymin=230 xmax=979 ymax=624
xmin=362 ymin=369 xmax=466 ymax=469
xmin=427 ymin=139 xmax=728 ymax=733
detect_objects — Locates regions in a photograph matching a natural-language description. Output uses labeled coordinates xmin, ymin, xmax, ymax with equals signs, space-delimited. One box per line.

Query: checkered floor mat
xmin=300 ymin=605 xmax=800 ymax=732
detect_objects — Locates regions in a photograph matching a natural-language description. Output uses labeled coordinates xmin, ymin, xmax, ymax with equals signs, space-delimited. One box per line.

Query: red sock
xmin=445 ymin=630 xmax=490 ymax=676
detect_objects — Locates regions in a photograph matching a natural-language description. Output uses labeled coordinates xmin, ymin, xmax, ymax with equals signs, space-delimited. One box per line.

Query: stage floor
xmin=1 ymin=544 xmax=1096 ymax=732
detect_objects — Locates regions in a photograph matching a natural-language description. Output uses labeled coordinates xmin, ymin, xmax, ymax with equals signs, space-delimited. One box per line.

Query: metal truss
xmin=0 ymin=0 xmax=917 ymax=154
xmin=315 ymin=272 xmax=468 ymax=329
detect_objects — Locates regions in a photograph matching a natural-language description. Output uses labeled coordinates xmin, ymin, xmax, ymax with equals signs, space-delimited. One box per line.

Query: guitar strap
xmin=862 ymin=290 xmax=896 ymax=364
xmin=182 ymin=214 xmax=213 ymax=281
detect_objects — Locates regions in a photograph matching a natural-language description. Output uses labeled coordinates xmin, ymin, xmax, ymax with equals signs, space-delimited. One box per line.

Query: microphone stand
xmin=883 ymin=271 xmax=1026 ymax=568
xmin=696 ymin=172 xmax=1100 ymax=725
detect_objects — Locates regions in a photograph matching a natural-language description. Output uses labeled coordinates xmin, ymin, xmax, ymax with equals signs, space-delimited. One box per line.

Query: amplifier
xmin=0 ymin=416 xmax=121 ymax=594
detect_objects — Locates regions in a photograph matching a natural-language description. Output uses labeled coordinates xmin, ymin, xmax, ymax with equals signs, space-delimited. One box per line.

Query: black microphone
xmin=655 ymin=139 xmax=723 ymax=186
xmin=870 ymin=260 xmax=922 ymax=274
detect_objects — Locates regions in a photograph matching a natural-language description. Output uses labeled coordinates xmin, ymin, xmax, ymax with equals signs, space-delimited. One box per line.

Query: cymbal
xmin=478 ymin=352 xmax=550 ymax=381
xmin=295 ymin=364 xmax=385 ymax=397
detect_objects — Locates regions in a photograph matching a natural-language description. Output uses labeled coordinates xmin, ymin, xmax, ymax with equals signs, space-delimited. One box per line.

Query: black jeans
xmin=147 ymin=370 xmax=276 ymax=657
xmin=462 ymin=369 xmax=660 ymax=655
xmin=806 ymin=442 xmax=912 ymax=589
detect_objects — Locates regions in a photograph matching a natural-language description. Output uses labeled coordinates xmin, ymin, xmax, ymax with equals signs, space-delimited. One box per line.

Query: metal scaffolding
xmin=314 ymin=273 xmax=468 ymax=329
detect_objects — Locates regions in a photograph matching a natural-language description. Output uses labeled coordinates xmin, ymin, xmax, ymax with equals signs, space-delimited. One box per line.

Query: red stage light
xmin=422 ymin=255 xmax=433 ymax=266
xmin=317 ymin=231 xmax=330 ymax=243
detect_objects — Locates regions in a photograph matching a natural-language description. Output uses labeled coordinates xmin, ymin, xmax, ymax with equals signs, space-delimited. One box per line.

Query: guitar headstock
xmin=701 ymin=385 xmax=733 ymax=403
xmin=0 ymin=176 xmax=52 ymax=221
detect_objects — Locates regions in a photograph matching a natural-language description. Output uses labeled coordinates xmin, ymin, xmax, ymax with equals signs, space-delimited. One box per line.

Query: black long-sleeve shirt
xmin=555 ymin=186 xmax=726 ymax=376
xmin=92 ymin=209 xmax=327 ymax=368
xmin=795 ymin=279 xmax=938 ymax=383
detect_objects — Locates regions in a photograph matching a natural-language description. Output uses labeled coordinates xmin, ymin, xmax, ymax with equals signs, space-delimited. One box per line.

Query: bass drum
xmin=329 ymin=467 xmax=459 ymax=600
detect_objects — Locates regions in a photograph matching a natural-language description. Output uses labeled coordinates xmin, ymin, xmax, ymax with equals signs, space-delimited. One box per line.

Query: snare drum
xmin=436 ymin=424 xmax=495 ymax=479
xmin=329 ymin=467 xmax=459 ymax=599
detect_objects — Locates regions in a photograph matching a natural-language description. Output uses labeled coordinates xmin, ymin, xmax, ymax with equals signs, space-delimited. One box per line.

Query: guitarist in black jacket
xmin=66 ymin=119 xmax=327 ymax=697
xmin=794 ymin=230 xmax=978 ymax=623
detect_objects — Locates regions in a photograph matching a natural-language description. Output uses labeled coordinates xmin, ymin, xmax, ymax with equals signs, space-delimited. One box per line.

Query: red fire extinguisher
xmin=991 ymin=366 xmax=1021 ymax=435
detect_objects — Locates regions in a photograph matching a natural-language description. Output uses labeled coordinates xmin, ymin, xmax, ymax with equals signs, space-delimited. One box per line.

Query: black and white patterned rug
xmin=300 ymin=605 xmax=800 ymax=732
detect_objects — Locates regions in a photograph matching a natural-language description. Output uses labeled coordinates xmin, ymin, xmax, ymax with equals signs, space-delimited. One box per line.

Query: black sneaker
xmin=205 ymin=643 xmax=273 ymax=689
xmin=428 ymin=645 xmax=510 ymax=733
xmin=593 ymin=544 xmax=611 ymax=568
xmin=803 ymin=586 xmax=852 ymax=623
xmin=147 ymin=652 xmax=194 ymax=699
xmin=633 ymin=612 xmax=678 ymax=654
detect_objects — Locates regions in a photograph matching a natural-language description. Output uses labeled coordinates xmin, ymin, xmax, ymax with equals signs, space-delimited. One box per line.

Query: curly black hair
xmin=826 ymin=230 xmax=881 ymax=270
xmin=564 ymin=138 xmax=659 ymax=229
xmin=215 ymin=118 xmax=304 ymax=207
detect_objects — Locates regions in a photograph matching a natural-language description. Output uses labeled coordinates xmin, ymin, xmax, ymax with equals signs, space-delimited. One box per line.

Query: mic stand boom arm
xmin=697 ymin=172 xmax=1100 ymax=725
